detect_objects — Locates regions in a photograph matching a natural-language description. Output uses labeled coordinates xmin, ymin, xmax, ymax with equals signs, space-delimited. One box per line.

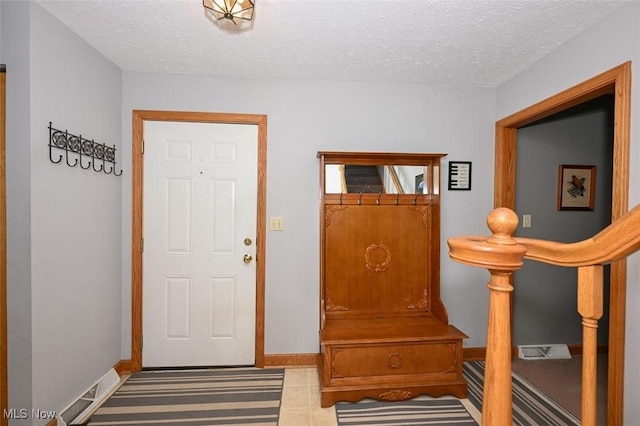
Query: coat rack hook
xmin=48 ymin=122 xmax=64 ymax=164
xmin=395 ymin=193 xmax=399 ymax=205
xmin=80 ymin=138 xmax=93 ymax=169
xmin=339 ymin=192 xmax=343 ymax=205
xmin=377 ymin=192 xmax=381 ymax=205
xmin=65 ymin=141 xmax=78 ymax=168
xmin=358 ymin=193 xmax=363 ymax=205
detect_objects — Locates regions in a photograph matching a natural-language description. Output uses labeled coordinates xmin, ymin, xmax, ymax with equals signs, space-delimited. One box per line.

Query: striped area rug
xmin=336 ymin=361 xmax=580 ymax=425
xmin=88 ymin=367 xmax=283 ymax=425
xmin=464 ymin=361 xmax=580 ymax=426
xmin=336 ymin=397 xmax=480 ymax=425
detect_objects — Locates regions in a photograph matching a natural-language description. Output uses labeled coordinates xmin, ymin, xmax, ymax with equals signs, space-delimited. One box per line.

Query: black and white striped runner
xmin=336 ymin=397 xmax=480 ymax=425
xmin=88 ymin=368 xmax=283 ymax=425
xmin=335 ymin=361 xmax=581 ymax=425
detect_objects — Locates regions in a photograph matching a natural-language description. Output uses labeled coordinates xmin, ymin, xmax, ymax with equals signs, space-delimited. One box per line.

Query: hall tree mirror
xmin=321 ymin=152 xmax=442 ymax=202
xmin=324 ymin=164 xmax=440 ymax=195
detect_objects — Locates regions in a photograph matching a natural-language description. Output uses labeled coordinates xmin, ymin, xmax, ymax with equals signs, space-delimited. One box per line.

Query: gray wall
xmin=120 ymin=74 xmax=497 ymax=355
xmin=514 ymin=96 xmax=613 ymax=346
xmin=496 ymin=2 xmax=640 ymax=420
xmin=1 ymin=1 xmax=123 ymax=421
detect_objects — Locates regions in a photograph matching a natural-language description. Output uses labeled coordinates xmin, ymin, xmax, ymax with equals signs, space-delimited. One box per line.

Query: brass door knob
xmin=243 ymin=254 xmax=253 ymax=264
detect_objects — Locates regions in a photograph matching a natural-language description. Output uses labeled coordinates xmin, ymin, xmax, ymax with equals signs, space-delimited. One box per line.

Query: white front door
xmin=142 ymin=120 xmax=258 ymax=367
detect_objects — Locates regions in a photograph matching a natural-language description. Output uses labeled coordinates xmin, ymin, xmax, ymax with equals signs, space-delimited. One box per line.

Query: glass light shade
xmin=203 ymin=0 xmax=255 ymax=24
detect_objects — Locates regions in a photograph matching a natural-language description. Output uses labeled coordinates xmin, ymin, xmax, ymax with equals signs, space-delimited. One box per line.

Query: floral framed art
xmin=557 ymin=164 xmax=596 ymax=211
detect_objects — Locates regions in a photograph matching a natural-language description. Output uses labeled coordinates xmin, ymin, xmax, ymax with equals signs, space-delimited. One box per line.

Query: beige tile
xmin=280 ymin=367 xmax=334 ymax=425
xmin=311 ymin=406 xmax=338 ymax=426
xmin=281 ymin=384 xmax=311 ymax=408
xmin=284 ymin=368 xmax=311 ymax=386
xmin=278 ymin=407 xmax=312 ymax=426
xmin=308 ymin=368 xmax=320 ymax=385
xmin=309 ymin=384 xmax=321 ymax=407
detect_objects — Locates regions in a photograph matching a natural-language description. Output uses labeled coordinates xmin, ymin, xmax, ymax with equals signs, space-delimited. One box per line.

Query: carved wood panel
xmin=324 ymin=204 xmax=432 ymax=313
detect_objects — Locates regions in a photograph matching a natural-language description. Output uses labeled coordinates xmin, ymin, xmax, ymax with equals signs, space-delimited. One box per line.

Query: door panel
xmin=143 ymin=120 xmax=258 ymax=367
xmin=164 ymin=277 xmax=191 ymax=340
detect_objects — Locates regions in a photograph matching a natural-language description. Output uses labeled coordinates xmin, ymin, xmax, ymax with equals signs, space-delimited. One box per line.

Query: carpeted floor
xmin=464 ymin=361 xmax=580 ymax=426
xmin=512 ymin=354 xmax=608 ymax=425
xmin=87 ymin=367 xmax=284 ymax=425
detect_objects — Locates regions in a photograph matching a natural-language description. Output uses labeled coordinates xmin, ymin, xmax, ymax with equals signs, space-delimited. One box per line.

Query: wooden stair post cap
xmin=447 ymin=208 xmax=526 ymax=271
xmin=486 ymin=207 xmax=519 ymax=245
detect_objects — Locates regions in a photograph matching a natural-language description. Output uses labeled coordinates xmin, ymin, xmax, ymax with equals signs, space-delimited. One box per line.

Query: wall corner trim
xmin=114 ymin=359 xmax=132 ymax=376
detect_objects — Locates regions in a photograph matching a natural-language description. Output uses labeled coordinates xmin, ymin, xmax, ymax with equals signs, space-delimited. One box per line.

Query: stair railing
xmin=447 ymin=204 xmax=640 ymax=426
xmin=386 ymin=165 xmax=404 ymax=194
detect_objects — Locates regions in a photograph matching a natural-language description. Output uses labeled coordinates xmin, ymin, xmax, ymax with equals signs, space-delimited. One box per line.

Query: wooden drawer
xmin=328 ymin=341 xmax=461 ymax=383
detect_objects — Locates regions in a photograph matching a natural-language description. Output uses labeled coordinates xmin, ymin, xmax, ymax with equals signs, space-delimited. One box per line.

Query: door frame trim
xmin=131 ymin=110 xmax=267 ymax=371
xmin=1 ymin=65 xmax=7 ymax=426
xmin=494 ymin=61 xmax=631 ymax=425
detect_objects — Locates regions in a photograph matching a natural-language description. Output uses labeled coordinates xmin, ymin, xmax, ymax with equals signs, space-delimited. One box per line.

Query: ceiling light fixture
xmin=203 ymin=0 xmax=255 ymax=25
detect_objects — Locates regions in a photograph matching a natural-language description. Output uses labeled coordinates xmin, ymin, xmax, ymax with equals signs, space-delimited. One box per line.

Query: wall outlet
xmin=522 ymin=214 xmax=532 ymax=228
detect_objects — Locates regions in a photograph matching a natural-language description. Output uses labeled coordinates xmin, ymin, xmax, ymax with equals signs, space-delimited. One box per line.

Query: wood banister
xmin=515 ymin=203 xmax=640 ymax=266
xmin=448 ymin=204 xmax=640 ymax=426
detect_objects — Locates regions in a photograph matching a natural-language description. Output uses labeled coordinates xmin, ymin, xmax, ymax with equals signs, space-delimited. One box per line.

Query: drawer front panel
xmin=330 ymin=341 xmax=460 ymax=380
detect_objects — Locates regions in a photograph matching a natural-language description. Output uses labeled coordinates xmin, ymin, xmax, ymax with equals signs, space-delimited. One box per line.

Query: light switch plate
xmin=270 ymin=216 xmax=284 ymax=231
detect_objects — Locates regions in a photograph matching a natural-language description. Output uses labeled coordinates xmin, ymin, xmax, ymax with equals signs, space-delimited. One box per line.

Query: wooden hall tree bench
xmin=317 ymin=151 xmax=467 ymax=407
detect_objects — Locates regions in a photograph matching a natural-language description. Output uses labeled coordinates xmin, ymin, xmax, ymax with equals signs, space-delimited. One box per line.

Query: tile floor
xmin=278 ymin=367 xmax=338 ymax=426
xmin=277 ymin=367 xmax=483 ymax=426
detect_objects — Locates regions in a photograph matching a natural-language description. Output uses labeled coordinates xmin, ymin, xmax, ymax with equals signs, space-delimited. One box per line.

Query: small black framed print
xmin=448 ymin=161 xmax=472 ymax=191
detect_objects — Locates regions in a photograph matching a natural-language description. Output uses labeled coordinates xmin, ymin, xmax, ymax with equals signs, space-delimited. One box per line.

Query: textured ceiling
xmin=37 ymin=0 xmax=630 ymax=87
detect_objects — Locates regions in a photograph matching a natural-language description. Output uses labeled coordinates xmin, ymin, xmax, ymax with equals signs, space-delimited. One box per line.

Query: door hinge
xmin=141 ymin=238 xmax=144 ymax=253
xmin=141 ymin=335 xmax=143 ymax=349
xmin=141 ymin=139 xmax=145 ymax=154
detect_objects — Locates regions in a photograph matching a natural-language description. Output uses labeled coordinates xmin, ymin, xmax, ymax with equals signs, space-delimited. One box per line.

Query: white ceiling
xmin=37 ymin=0 xmax=630 ymax=87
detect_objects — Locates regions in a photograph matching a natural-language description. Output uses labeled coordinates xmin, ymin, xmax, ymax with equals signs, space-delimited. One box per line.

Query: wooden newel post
xmin=577 ymin=265 xmax=603 ymax=426
xmin=448 ymin=208 xmax=527 ymax=425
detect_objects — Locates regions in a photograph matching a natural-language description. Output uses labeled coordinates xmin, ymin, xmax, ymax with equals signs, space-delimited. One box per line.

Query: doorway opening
xmin=494 ymin=62 xmax=631 ymax=425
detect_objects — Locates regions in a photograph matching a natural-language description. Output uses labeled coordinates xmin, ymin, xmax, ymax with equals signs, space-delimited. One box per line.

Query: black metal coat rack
xmin=49 ymin=122 xmax=122 ymax=176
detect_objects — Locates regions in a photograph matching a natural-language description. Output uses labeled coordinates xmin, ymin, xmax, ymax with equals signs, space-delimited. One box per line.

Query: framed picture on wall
xmin=448 ymin=161 xmax=472 ymax=190
xmin=557 ymin=164 xmax=596 ymax=211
